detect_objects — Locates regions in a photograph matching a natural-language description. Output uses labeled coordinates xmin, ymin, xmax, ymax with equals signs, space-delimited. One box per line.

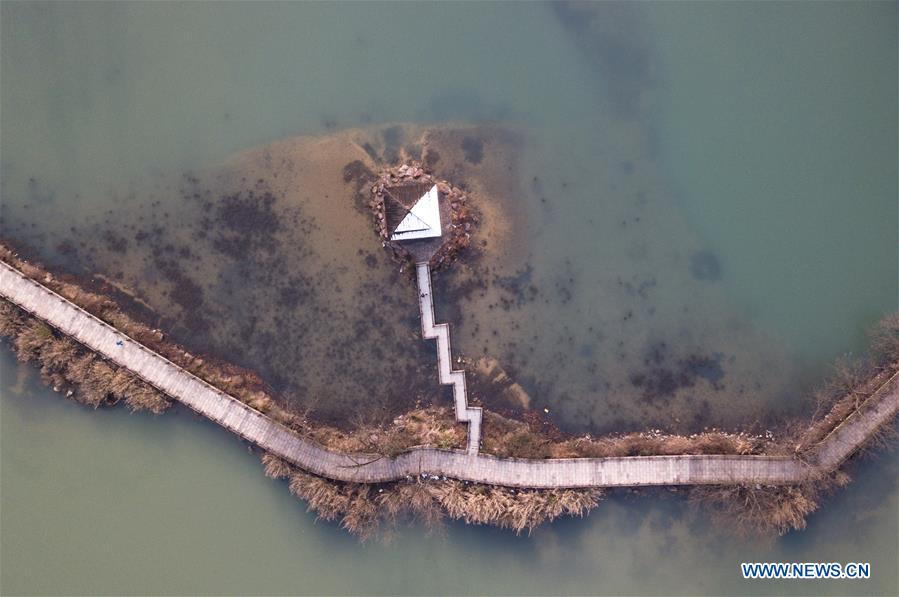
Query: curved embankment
xmin=1 ymin=260 xmax=897 ymax=489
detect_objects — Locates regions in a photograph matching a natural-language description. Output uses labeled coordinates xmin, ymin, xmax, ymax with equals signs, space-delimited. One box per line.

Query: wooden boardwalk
xmin=416 ymin=262 xmax=482 ymax=454
xmin=811 ymin=368 xmax=899 ymax=469
xmin=1 ymin=260 xmax=896 ymax=488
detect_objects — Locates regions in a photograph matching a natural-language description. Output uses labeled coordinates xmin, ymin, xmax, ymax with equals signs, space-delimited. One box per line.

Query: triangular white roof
xmin=392 ymin=209 xmax=430 ymax=236
xmin=390 ymin=185 xmax=442 ymax=241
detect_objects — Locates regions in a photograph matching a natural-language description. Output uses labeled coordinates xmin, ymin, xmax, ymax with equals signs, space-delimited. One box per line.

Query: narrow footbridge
xmin=416 ymin=262 xmax=482 ymax=454
xmin=1 ymin=260 xmax=896 ymax=488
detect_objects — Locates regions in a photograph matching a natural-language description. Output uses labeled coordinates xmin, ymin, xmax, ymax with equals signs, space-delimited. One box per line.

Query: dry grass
xmin=797 ymin=356 xmax=898 ymax=453
xmin=870 ymin=313 xmax=899 ymax=365
xmin=551 ymin=430 xmax=764 ymax=459
xmin=261 ymin=453 xmax=293 ymax=480
xmin=123 ymin=382 xmax=172 ymax=414
xmin=39 ymin=336 xmax=80 ymax=373
xmin=490 ymin=427 xmax=553 ymax=459
xmin=261 ymin=451 xmax=603 ymax=540
xmin=0 ymin=298 xmax=172 ymax=413
xmin=283 ymin=469 xmax=386 ymax=540
xmin=690 ymin=471 xmax=851 ymax=536
xmin=430 ymin=482 xmax=602 ymax=534
xmin=13 ymin=320 xmax=51 ymax=358
xmin=306 ymin=407 xmax=464 ymax=456
xmin=479 ymin=408 xmax=767 ymax=461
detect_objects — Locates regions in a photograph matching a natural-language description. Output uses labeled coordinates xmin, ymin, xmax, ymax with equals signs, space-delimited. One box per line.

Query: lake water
xmin=1 ymin=2 xmax=896 ymax=595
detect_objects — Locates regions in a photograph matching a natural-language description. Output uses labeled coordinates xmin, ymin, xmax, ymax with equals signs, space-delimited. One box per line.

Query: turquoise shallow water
xmin=646 ymin=1 xmax=898 ymax=367
xmin=1 ymin=2 xmax=897 ymax=595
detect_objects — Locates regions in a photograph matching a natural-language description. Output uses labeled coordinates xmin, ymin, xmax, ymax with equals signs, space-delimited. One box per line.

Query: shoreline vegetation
xmin=1 ymin=241 xmax=897 ymax=540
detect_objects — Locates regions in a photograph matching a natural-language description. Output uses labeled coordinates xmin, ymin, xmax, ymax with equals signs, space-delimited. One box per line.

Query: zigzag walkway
xmin=1 ymin=260 xmax=897 ymax=488
xmin=416 ymin=262 xmax=482 ymax=454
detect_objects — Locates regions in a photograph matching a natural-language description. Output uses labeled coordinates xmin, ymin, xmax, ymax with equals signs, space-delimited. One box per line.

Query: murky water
xmin=2 ymin=353 xmax=896 ymax=595
xmin=2 ymin=2 xmax=896 ymax=594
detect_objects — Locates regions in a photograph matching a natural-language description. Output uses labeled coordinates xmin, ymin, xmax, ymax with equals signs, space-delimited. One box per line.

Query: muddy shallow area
xmin=2 ymin=124 xmax=527 ymax=427
xmin=4 ymin=120 xmax=796 ymax=434
xmin=431 ymin=123 xmax=799 ymax=435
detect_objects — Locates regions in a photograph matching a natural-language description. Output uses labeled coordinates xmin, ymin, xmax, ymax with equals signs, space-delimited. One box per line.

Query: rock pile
xmin=368 ymin=162 xmax=478 ymax=270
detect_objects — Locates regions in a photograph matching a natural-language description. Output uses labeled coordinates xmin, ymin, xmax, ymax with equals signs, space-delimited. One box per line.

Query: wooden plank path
xmin=416 ymin=262 xmax=482 ymax=454
xmin=2 ymin=260 xmax=896 ymax=488
xmin=811 ymin=368 xmax=899 ymax=469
